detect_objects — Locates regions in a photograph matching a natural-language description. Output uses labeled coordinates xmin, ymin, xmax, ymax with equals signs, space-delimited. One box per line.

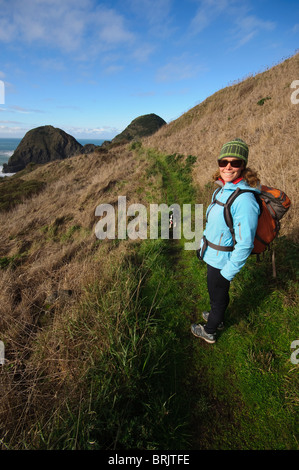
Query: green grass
xmin=257 ymin=96 xmax=271 ymax=106
xmin=29 ymin=239 xmax=192 ymax=450
xmin=0 ymin=176 xmax=45 ymax=212
xmin=0 ymin=253 xmax=27 ymax=269
xmin=133 ymin=146 xmax=299 ymax=449
xmin=183 ymin=242 xmax=298 ymax=449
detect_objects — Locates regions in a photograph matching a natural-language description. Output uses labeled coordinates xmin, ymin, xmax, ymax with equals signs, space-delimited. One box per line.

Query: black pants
xmin=204 ymin=264 xmax=230 ymax=334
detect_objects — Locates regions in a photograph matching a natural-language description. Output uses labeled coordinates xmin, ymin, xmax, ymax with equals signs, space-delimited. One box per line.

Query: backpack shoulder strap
xmin=222 ymin=188 xmax=262 ymax=246
xmin=222 ymin=187 xmax=242 ymax=245
xmin=212 ymin=186 xmax=222 ymax=203
xmin=206 ymin=186 xmax=222 ymax=223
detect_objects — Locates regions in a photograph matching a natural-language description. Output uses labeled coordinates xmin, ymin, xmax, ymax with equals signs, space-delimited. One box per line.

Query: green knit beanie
xmin=218 ymin=138 xmax=249 ymax=165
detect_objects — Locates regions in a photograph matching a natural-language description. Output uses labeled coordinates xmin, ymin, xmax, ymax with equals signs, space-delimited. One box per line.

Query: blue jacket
xmin=201 ymin=179 xmax=260 ymax=281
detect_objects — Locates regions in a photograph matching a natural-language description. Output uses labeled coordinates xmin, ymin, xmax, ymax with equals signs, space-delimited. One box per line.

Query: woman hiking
xmin=191 ymin=138 xmax=261 ymax=344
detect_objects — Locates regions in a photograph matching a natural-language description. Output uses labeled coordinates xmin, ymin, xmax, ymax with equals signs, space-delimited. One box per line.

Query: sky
xmin=0 ymin=0 xmax=298 ymax=140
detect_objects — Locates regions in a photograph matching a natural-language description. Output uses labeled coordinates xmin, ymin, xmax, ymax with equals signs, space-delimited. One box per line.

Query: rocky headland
xmin=110 ymin=113 xmax=166 ymax=145
xmin=3 ymin=125 xmax=83 ymax=173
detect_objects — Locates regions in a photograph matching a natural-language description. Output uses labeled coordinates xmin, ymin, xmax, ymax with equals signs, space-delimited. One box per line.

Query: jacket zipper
xmin=217 ymin=233 xmax=223 ymax=256
xmin=238 ymin=222 xmax=242 ymax=240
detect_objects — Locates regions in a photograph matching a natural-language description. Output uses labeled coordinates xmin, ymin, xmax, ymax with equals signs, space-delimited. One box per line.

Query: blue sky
xmin=0 ymin=0 xmax=298 ymax=140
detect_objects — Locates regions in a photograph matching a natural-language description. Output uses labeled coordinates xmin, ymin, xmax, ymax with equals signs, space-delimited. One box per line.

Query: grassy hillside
xmin=0 ymin=53 xmax=298 ymax=450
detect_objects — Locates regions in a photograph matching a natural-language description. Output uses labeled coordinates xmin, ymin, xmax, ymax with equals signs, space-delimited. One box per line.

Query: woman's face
xmin=219 ymin=157 xmax=244 ymax=183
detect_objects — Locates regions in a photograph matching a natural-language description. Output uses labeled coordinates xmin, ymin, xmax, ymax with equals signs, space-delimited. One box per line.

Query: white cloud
xmin=103 ymin=65 xmax=124 ymax=75
xmin=37 ymin=59 xmax=67 ymax=71
xmin=129 ymin=0 xmax=173 ymax=26
xmin=94 ymin=7 xmax=135 ymax=45
xmin=128 ymin=0 xmax=176 ymax=38
xmin=156 ymin=63 xmax=191 ymax=82
xmin=56 ymin=105 xmax=81 ymax=110
xmin=231 ymin=14 xmax=275 ymax=48
xmin=2 ymin=105 xmax=46 ymax=114
xmin=0 ymin=0 xmax=135 ymax=54
xmin=65 ymin=125 xmax=121 ymax=139
xmin=190 ymin=0 xmax=276 ymax=48
xmin=131 ymin=44 xmax=156 ymax=63
xmin=156 ymin=55 xmax=203 ymax=82
xmin=0 ymin=121 xmax=120 ymax=139
xmin=0 ymin=120 xmax=23 ymax=124
xmin=0 ymin=125 xmax=29 ymax=136
xmin=131 ymin=91 xmax=156 ymax=97
xmin=190 ymin=0 xmax=230 ymax=34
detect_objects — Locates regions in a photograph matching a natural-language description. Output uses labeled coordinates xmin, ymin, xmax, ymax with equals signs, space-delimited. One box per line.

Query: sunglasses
xmin=218 ymin=159 xmax=243 ymax=168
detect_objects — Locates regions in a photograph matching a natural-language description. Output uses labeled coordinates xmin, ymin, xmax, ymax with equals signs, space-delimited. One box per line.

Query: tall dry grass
xmin=0 ymin=145 xmax=154 ymax=447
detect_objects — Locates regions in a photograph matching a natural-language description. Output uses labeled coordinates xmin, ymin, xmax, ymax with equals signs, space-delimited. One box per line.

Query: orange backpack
xmin=221 ymin=185 xmax=291 ymax=255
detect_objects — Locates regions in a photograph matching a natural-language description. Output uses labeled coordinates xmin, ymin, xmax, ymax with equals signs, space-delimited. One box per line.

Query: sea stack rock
xmin=111 ymin=113 xmax=166 ymax=145
xmin=3 ymin=125 xmax=83 ymax=173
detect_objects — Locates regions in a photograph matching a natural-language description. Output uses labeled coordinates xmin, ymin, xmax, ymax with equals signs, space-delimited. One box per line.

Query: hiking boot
xmin=202 ymin=311 xmax=224 ymax=330
xmin=191 ymin=323 xmax=216 ymax=344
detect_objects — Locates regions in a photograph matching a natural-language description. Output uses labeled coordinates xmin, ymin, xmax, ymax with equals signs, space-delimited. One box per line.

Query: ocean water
xmin=0 ymin=138 xmax=21 ymax=177
xmin=0 ymin=138 xmax=105 ymax=177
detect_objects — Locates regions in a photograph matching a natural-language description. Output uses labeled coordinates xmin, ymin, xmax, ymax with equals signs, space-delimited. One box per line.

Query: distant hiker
xmin=192 ymin=139 xmax=260 ymax=344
